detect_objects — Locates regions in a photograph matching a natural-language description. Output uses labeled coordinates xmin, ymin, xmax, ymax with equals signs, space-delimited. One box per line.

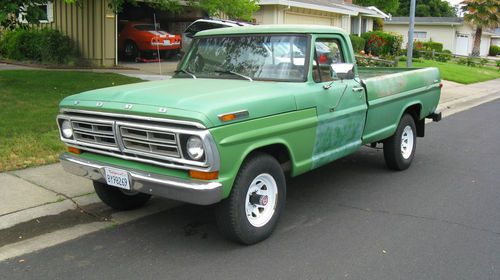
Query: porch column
xmin=358 ymin=16 xmax=362 ymax=36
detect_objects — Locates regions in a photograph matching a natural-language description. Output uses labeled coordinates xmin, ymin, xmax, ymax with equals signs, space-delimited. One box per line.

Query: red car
xmin=118 ymin=22 xmax=181 ymax=59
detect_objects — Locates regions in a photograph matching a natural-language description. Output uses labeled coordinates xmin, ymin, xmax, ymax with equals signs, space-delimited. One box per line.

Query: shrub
xmin=466 ymin=56 xmax=476 ymax=67
xmin=457 ymin=58 xmax=467 ymax=65
xmin=349 ymin=35 xmax=366 ymax=53
xmin=423 ymin=41 xmax=443 ymax=52
xmin=412 ymin=41 xmax=425 ymax=58
xmin=489 ymin=45 xmax=500 ymax=56
xmin=0 ymin=28 xmax=82 ymax=65
xmin=479 ymin=58 xmax=488 ymax=67
xmin=362 ymin=31 xmax=402 ymax=56
xmin=496 ymin=60 xmax=500 ymax=71
xmin=435 ymin=49 xmax=452 ymax=62
xmin=373 ymin=18 xmax=384 ymax=31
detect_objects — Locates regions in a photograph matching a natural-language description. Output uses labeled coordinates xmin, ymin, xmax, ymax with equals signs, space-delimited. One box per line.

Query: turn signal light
xmin=189 ymin=170 xmax=218 ymax=180
xmin=219 ymin=114 xmax=237 ymax=122
xmin=67 ymin=146 xmax=81 ymax=154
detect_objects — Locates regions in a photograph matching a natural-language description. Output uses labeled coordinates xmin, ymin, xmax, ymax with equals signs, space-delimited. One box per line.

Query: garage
xmin=455 ymin=33 xmax=470 ymax=56
xmin=480 ymin=34 xmax=491 ymax=56
xmin=284 ymin=12 xmax=333 ymax=26
xmin=117 ymin=2 xmax=206 ymax=64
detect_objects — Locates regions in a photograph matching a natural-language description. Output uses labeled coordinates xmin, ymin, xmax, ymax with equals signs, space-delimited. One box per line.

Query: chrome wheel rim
xmin=401 ymin=125 xmax=414 ymax=159
xmin=124 ymin=44 xmax=134 ymax=56
xmin=245 ymin=173 xmax=278 ymax=228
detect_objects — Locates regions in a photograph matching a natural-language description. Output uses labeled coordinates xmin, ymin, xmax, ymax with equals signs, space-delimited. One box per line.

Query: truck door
xmin=310 ymin=36 xmax=368 ymax=169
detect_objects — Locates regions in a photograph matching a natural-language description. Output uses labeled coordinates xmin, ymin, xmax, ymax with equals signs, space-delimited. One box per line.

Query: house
xmin=384 ymin=17 xmax=494 ymax=57
xmin=32 ymin=0 xmax=388 ymax=66
xmin=254 ymin=0 xmax=389 ymax=35
xmin=491 ymin=28 xmax=500 ymax=48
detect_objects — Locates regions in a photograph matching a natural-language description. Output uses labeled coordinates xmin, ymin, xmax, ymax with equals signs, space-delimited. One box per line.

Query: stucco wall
xmin=384 ymin=24 xmax=457 ymax=51
xmin=384 ymin=23 xmax=492 ymax=56
xmin=253 ymin=5 xmax=376 ymax=35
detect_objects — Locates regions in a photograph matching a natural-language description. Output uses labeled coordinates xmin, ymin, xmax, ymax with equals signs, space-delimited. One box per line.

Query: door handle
xmin=352 ymin=87 xmax=364 ymax=92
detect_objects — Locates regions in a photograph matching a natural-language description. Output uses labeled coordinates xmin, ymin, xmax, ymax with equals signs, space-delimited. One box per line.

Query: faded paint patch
xmin=312 ymin=112 xmax=365 ymax=169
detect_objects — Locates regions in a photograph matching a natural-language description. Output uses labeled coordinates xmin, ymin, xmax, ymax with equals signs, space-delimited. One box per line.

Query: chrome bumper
xmin=60 ymin=153 xmax=223 ymax=205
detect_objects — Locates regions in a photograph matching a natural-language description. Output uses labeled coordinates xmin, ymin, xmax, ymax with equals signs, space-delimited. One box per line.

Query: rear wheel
xmin=123 ymin=41 xmax=139 ymax=60
xmin=215 ymin=153 xmax=286 ymax=245
xmin=383 ymin=113 xmax=417 ymax=170
xmin=93 ymin=181 xmax=151 ymax=211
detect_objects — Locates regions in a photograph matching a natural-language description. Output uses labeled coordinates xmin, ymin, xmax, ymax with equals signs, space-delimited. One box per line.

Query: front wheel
xmin=93 ymin=181 xmax=151 ymax=211
xmin=215 ymin=153 xmax=286 ymax=245
xmin=383 ymin=113 xmax=417 ymax=170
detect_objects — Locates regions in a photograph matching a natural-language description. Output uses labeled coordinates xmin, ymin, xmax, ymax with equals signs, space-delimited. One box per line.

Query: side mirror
xmin=330 ymin=63 xmax=355 ymax=80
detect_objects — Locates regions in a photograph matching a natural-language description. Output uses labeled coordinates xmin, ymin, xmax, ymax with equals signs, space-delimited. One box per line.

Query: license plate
xmin=104 ymin=167 xmax=130 ymax=190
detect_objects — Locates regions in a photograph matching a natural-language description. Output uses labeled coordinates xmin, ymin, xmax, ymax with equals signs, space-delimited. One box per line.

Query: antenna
xmin=154 ymin=13 xmax=162 ymax=75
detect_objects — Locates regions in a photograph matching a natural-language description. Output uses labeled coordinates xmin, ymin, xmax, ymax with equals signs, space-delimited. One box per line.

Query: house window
xmin=414 ymin=31 xmax=427 ymax=39
xmin=18 ymin=1 xmax=53 ymax=24
xmin=36 ymin=1 xmax=53 ymax=23
xmin=361 ymin=18 xmax=367 ymax=33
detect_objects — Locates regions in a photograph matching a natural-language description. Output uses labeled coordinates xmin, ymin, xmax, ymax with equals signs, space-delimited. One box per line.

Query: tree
xmin=461 ymin=0 xmax=500 ymax=56
xmin=0 ymin=0 xmax=259 ymax=29
xmin=0 ymin=0 xmax=49 ymax=30
xmin=353 ymin=0 xmax=399 ymax=15
xmin=188 ymin=0 xmax=259 ymax=21
xmin=396 ymin=0 xmax=456 ymax=17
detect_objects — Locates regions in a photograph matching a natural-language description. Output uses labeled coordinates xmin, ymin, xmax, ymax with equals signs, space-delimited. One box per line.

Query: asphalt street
xmin=1 ymin=100 xmax=499 ymax=280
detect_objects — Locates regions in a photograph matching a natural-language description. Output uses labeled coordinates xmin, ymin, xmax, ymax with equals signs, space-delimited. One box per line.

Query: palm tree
xmin=461 ymin=0 xmax=499 ymax=56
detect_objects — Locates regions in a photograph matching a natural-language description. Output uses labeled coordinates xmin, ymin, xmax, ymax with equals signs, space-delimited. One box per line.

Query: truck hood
xmin=60 ymin=78 xmax=299 ymax=128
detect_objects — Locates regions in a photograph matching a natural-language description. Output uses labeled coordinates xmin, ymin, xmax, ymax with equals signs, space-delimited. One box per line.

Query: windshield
xmin=177 ymin=35 xmax=309 ymax=81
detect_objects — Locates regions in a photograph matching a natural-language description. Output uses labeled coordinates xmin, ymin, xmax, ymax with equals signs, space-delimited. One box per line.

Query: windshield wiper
xmin=214 ymin=70 xmax=253 ymax=82
xmin=174 ymin=69 xmax=197 ymax=79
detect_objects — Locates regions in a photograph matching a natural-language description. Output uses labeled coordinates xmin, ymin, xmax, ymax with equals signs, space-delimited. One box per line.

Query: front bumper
xmin=60 ymin=153 xmax=223 ymax=205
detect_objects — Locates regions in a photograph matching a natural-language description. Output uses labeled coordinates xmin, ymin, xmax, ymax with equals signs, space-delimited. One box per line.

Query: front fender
xmin=209 ymin=109 xmax=318 ymax=198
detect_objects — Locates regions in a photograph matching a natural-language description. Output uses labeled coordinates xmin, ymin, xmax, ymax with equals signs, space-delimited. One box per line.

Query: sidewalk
xmin=0 ymin=78 xmax=499 ymax=257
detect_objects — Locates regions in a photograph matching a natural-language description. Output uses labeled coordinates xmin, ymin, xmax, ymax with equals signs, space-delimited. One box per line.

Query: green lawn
xmin=399 ymin=60 xmax=500 ymax=84
xmin=0 ymin=70 xmax=142 ymax=172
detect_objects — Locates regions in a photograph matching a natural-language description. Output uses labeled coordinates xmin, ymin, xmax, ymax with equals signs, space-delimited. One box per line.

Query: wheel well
xmin=250 ymin=144 xmax=292 ymax=173
xmin=404 ymin=104 xmax=425 ymax=137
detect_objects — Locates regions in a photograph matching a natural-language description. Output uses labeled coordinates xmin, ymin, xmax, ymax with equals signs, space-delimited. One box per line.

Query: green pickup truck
xmin=57 ymin=25 xmax=441 ymax=244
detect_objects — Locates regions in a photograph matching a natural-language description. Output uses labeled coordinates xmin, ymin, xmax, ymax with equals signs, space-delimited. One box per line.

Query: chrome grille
xmin=120 ymin=126 xmax=180 ymax=158
xmin=72 ymin=120 xmax=117 ymax=147
xmin=58 ymin=110 xmax=219 ymax=172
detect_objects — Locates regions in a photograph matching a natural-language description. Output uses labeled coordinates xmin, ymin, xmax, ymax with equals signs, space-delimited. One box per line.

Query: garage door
xmin=284 ymin=13 xmax=332 ymax=26
xmin=480 ymin=35 xmax=490 ymax=56
xmin=455 ymin=34 xmax=469 ymax=56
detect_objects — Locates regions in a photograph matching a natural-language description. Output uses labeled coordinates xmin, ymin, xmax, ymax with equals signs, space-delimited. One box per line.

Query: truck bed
xmin=358 ymin=67 xmax=416 ymax=79
xmin=359 ymin=67 xmax=441 ymax=144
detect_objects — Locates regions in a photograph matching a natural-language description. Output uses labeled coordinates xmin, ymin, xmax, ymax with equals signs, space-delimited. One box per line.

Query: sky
xmin=445 ymin=0 xmax=463 ymax=6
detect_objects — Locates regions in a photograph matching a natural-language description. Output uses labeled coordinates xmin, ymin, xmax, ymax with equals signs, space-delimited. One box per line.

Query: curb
xmin=0 ymin=193 xmax=100 ymax=231
xmin=0 ymin=197 xmax=180 ymax=262
xmin=437 ymin=89 xmax=500 ymax=118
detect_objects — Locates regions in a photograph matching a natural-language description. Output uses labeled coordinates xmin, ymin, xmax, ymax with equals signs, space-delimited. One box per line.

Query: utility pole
xmin=407 ymin=0 xmax=416 ymax=67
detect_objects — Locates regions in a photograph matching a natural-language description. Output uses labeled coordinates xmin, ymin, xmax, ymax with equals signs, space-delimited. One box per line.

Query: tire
xmin=93 ymin=181 xmax=151 ymax=211
xmin=215 ymin=152 xmax=286 ymax=245
xmin=123 ymin=41 xmax=139 ymax=60
xmin=383 ymin=113 xmax=417 ymax=171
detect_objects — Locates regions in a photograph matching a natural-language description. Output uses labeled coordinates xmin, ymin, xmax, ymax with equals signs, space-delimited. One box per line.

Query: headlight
xmin=61 ymin=120 xmax=73 ymax=138
xmin=186 ymin=136 xmax=204 ymax=160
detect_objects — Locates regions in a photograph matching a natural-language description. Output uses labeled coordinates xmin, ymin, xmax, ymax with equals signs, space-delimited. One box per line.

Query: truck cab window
xmin=313 ymin=39 xmax=344 ymax=83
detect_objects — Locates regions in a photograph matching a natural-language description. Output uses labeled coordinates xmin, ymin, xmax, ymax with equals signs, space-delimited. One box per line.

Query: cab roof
xmin=196 ymin=24 xmax=348 ymax=37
